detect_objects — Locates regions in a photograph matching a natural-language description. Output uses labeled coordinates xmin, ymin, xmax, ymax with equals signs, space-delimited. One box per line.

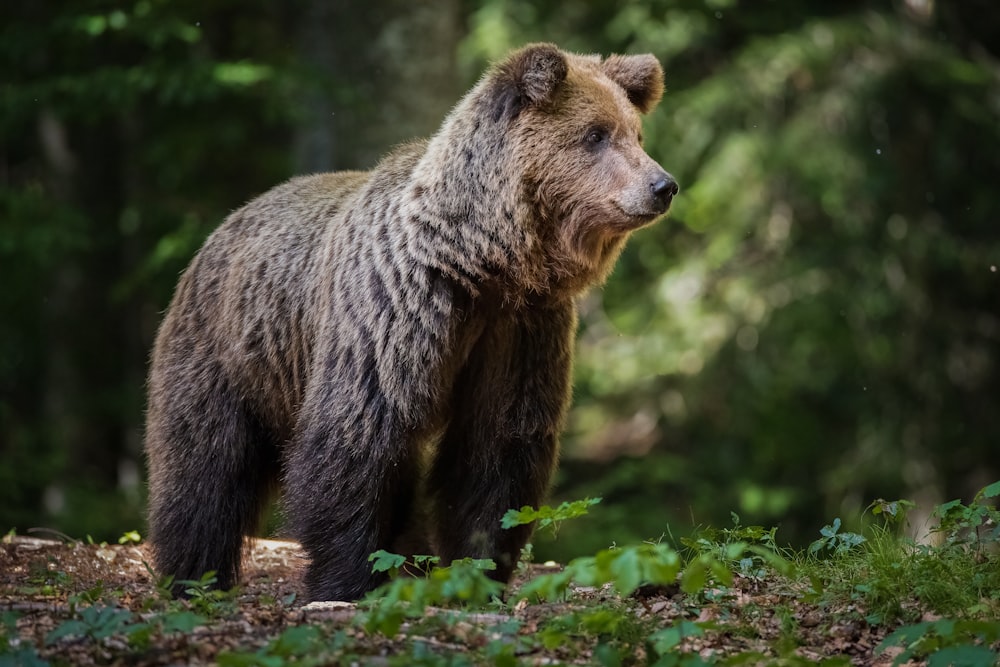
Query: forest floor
xmin=0 ymin=535 xmax=922 ymax=666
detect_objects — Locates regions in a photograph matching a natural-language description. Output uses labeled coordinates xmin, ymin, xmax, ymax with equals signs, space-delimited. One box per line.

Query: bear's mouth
xmin=615 ymin=206 xmax=667 ymax=230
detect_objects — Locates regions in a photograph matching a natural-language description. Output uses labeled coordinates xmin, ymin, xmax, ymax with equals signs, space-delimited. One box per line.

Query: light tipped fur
xmin=145 ymin=44 xmax=677 ymax=601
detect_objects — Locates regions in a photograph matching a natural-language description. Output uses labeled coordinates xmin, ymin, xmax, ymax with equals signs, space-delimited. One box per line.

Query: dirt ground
xmin=1 ymin=535 xmax=905 ymax=665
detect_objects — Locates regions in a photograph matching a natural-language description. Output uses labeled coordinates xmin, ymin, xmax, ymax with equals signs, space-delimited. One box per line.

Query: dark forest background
xmin=2 ymin=0 xmax=998 ymax=560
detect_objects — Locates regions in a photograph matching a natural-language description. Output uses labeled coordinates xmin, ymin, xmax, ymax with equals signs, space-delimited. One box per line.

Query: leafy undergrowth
xmin=2 ymin=485 xmax=999 ymax=666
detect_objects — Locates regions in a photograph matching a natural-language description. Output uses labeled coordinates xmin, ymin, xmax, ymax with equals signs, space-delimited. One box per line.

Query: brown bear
xmin=145 ymin=43 xmax=677 ymax=602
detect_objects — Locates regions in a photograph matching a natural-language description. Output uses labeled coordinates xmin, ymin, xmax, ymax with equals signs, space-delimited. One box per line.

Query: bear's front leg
xmin=429 ymin=301 xmax=576 ymax=582
xmin=284 ymin=361 xmax=420 ymax=601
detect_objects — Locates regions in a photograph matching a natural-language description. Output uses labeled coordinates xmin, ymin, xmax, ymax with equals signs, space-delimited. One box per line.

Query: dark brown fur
xmin=145 ymin=44 xmax=677 ymax=601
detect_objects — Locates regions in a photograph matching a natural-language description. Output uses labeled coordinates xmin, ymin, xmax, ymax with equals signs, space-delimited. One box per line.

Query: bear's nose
xmin=650 ymin=175 xmax=679 ymax=211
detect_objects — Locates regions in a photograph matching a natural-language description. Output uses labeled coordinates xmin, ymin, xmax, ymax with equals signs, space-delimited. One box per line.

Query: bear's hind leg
xmin=146 ymin=362 xmax=279 ymax=593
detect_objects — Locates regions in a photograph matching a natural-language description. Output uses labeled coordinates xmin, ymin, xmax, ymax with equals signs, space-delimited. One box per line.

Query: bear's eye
xmin=585 ymin=128 xmax=608 ymax=147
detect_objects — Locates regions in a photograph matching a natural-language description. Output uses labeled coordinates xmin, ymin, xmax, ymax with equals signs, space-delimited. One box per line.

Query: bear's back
xmin=162 ymin=170 xmax=371 ymax=436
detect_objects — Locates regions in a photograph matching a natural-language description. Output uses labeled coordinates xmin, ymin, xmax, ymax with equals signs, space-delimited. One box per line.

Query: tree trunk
xmin=293 ymin=0 xmax=462 ymax=173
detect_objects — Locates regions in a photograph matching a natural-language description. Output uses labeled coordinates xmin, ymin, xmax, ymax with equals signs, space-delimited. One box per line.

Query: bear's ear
xmin=601 ymin=54 xmax=664 ymax=114
xmin=490 ymin=43 xmax=569 ymax=121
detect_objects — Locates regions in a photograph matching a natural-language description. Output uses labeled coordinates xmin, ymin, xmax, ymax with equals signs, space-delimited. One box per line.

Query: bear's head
xmin=411 ymin=43 xmax=677 ymax=300
xmin=487 ymin=43 xmax=678 ymax=295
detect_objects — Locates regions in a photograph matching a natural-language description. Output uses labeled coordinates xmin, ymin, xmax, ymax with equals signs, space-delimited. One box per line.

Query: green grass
xmin=800 ymin=483 xmax=1000 ymax=627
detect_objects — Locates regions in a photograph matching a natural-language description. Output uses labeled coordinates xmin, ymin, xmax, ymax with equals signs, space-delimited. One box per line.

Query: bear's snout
xmin=613 ymin=167 xmax=678 ymax=221
xmin=650 ymin=174 xmax=679 ymax=213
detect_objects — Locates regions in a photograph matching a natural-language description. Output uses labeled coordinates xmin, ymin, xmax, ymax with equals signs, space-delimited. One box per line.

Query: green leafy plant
xmin=648 ymin=619 xmax=709 ymax=667
xmin=931 ymin=481 xmax=1000 ymax=551
xmin=808 ymin=518 xmax=866 ymax=556
xmin=45 ymin=605 xmax=135 ymax=646
xmin=501 ymin=497 xmax=602 ymax=538
xmin=218 ymin=625 xmax=340 ymax=667
xmin=142 ymin=561 xmax=178 ymax=605
xmin=368 ymin=549 xmax=408 ymax=577
xmin=68 ymin=582 xmax=116 ymax=606
xmin=359 ymin=555 xmax=502 ymax=637
xmin=117 ymin=530 xmax=142 ymax=545
xmin=535 ymin=605 xmax=654 ymax=665
xmin=877 ymin=618 xmax=1000 ymax=666
xmin=865 ymin=499 xmax=916 ymax=528
xmin=1 ymin=611 xmax=47 ymax=667
xmin=682 ymin=513 xmax=794 ymax=580
xmin=175 ymin=571 xmax=238 ymax=617
xmin=25 ymin=562 xmax=72 ymax=595
xmin=125 ymin=609 xmax=208 ymax=651
xmin=516 ymin=542 xmax=686 ymax=602
xmin=42 ymin=596 xmax=209 ymax=654
xmin=369 ymin=550 xmax=442 ymax=578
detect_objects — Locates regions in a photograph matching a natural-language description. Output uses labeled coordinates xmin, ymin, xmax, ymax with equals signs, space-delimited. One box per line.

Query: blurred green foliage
xmin=1 ymin=0 xmax=998 ymax=555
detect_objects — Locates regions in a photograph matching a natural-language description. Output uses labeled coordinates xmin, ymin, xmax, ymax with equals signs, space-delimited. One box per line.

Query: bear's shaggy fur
xmin=145 ymin=43 xmax=677 ymax=601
